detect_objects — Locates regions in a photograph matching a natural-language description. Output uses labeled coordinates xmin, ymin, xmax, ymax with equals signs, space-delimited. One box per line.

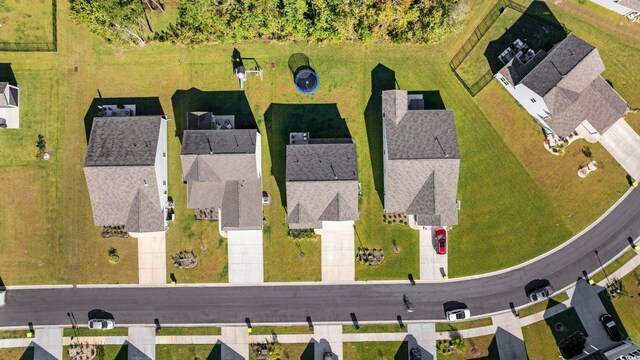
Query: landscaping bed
xmin=438 ymin=334 xmax=499 ymax=359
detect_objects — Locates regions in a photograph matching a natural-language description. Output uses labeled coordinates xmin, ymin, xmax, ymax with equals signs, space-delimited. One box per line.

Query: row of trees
xmin=71 ymin=0 xmax=462 ymax=45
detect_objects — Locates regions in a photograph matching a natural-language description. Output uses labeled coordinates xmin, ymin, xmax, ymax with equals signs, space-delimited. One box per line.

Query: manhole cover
xmin=555 ymin=322 xmax=565 ymax=331
xmin=201 ymin=244 xmax=208 ymax=251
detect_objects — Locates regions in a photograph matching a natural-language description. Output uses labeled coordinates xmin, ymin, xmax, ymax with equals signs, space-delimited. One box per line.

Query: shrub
xmin=108 ymin=247 xmax=119 ymax=264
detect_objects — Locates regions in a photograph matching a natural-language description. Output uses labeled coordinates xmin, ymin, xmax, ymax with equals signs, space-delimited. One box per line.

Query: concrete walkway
xmin=492 ymin=312 xmax=527 ymax=360
xmin=136 ymin=233 xmax=167 ymax=285
xmin=419 ymin=227 xmax=447 ymax=280
xmin=220 ymin=326 xmax=249 ymax=360
xmin=0 ymin=338 xmax=32 ymax=348
xmin=156 ymin=335 xmax=222 ymax=345
xmin=407 ymin=323 xmax=436 ymax=360
xmin=318 ymin=221 xmax=355 ymax=283
xmin=313 ymin=324 xmax=343 ymax=360
xmin=227 ymin=230 xmax=264 ymax=283
xmin=342 ymin=332 xmax=407 ymax=342
xmin=127 ymin=327 xmax=155 ymax=360
xmin=571 ymin=279 xmax=617 ymax=350
xmin=34 ymin=327 xmax=62 ymax=360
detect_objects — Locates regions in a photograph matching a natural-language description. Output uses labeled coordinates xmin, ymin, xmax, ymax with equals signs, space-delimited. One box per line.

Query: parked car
xmin=435 ymin=228 xmax=447 ymax=255
xmin=599 ymin=314 xmax=623 ymax=342
xmin=0 ymin=289 xmax=5 ymax=307
xmin=446 ymin=308 xmax=470 ymax=321
xmin=410 ymin=346 xmax=422 ymax=360
xmin=88 ymin=319 xmax=115 ymax=330
xmin=528 ymin=285 xmax=554 ymax=302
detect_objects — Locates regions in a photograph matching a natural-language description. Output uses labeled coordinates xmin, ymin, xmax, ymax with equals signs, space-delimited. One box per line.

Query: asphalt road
xmin=1 ymin=190 xmax=639 ymax=328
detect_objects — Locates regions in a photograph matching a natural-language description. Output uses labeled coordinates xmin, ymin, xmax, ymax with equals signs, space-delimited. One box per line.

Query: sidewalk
xmin=220 ymin=326 xmax=249 ymax=360
xmin=313 ymin=324 xmax=343 ymax=360
xmin=127 ymin=327 xmax=155 ymax=360
xmin=34 ymin=327 xmax=62 ymax=360
xmin=407 ymin=323 xmax=436 ymax=360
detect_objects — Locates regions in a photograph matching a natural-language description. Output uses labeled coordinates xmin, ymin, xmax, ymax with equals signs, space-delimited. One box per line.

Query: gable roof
xmin=85 ymin=116 xmax=162 ymax=167
xmin=286 ymin=139 xmax=359 ymax=228
xmin=182 ymin=129 xmax=257 ymax=155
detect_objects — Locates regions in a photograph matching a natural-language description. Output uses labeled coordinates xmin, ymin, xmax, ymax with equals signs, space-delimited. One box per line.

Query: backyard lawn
xmin=0 ymin=0 xmax=638 ymax=284
xmin=0 ymin=0 xmax=54 ymax=44
xmin=342 ymin=341 xmax=406 ymax=360
xmin=522 ymin=307 xmax=588 ymax=360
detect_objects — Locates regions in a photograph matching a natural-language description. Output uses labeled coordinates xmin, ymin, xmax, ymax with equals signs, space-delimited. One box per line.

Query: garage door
xmin=600 ymin=119 xmax=640 ymax=180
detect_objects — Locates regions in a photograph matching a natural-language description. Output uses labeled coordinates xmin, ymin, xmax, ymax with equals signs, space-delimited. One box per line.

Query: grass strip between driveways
xmin=591 ymin=249 xmax=638 ymax=284
xmin=519 ymin=292 xmax=570 ymax=318
xmin=156 ymin=327 xmax=222 ymax=336
xmin=0 ymin=330 xmax=30 ymax=339
xmin=342 ymin=324 xmax=408 ymax=333
xmin=249 ymin=326 xmax=313 ymax=335
xmin=63 ymin=328 xmax=128 ymax=337
xmin=435 ymin=318 xmax=493 ymax=332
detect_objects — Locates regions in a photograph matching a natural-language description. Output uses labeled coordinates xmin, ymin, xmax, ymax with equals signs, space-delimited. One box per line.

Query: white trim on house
xmin=0 ymin=84 xmax=19 ymax=129
xmin=154 ymin=116 xmax=169 ymax=228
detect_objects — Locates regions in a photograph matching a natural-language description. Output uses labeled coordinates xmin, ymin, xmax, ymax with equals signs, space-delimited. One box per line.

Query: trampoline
xmin=294 ymin=68 xmax=319 ymax=95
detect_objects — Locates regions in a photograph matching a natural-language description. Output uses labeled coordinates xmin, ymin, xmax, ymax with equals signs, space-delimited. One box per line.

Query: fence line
xmin=0 ymin=0 xmax=57 ymax=52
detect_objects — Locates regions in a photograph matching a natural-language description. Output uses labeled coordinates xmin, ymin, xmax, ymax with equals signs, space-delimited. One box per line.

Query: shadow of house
xmin=206 ymin=342 xmax=222 ymax=360
xmin=484 ymin=1 xmax=568 ymax=75
xmin=171 ymin=89 xmax=257 ymax=142
xmin=400 ymin=334 xmax=431 ymax=360
xmin=82 ymin=97 xmax=164 ymax=142
xmin=495 ymin=326 xmax=527 ymax=360
xmin=542 ymin=295 xmax=588 ymax=358
xmin=19 ymin=345 xmax=35 ymax=360
xmin=113 ymin=344 xmax=128 ymax=360
xmin=124 ymin=341 xmax=152 ymax=360
xmin=364 ymin=64 xmax=397 ymax=205
xmin=300 ymin=341 xmax=315 ymax=360
xmin=264 ymin=103 xmax=351 ymax=208
xmin=30 ymin=342 xmax=57 ymax=360
xmin=393 ymin=339 xmax=410 ymax=360
xmin=0 ymin=63 xmax=17 ymax=86
xmin=474 ymin=335 xmax=500 ymax=360
xmin=217 ymin=340 xmax=244 ymax=360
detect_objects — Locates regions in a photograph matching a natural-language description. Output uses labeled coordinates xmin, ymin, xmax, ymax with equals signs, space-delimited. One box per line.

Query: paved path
xmin=407 ymin=323 xmax=436 ymax=360
xmin=0 ymin=338 xmax=31 ymax=348
xmin=342 ymin=332 xmax=407 ymax=342
xmin=571 ymin=279 xmax=617 ymax=350
xmin=318 ymin=221 xmax=355 ymax=283
xmin=127 ymin=327 xmax=155 ymax=360
xmin=419 ymin=227 xmax=448 ymax=280
xmin=156 ymin=335 xmax=221 ymax=345
xmin=227 ymin=230 xmax=264 ymax=283
xmin=313 ymin=324 xmax=343 ymax=360
xmin=34 ymin=327 xmax=62 ymax=360
xmin=220 ymin=326 xmax=249 ymax=360
xmin=492 ymin=312 xmax=527 ymax=360
xmin=136 ymin=233 xmax=166 ymax=285
xmin=249 ymin=334 xmax=313 ymax=344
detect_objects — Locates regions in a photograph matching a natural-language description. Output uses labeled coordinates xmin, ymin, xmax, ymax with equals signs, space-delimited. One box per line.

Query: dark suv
xmin=599 ymin=314 xmax=623 ymax=342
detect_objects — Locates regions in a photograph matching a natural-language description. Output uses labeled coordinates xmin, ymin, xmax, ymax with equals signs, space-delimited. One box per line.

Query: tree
xmin=70 ymin=0 xmax=147 ymax=45
xmin=35 ymin=134 xmax=46 ymax=159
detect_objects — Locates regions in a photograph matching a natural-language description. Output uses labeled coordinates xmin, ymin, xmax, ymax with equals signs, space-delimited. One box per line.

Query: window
xmin=530 ymin=98 xmax=537 ymax=103
xmin=500 ymin=77 xmax=510 ymax=86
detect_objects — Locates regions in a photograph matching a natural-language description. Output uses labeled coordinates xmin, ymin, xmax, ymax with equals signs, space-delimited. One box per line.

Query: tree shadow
xmin=484 ymin=1 xmax=568 ymax=75
xmin=82 ymin=97 xmax=164 ymax=142
xmin=364 ymin=64 xmax=397 ymax=206
xmin=170 ymin=89 xmax=257 ymax=143
xmin=0 ymin=63 xmax=17 ymax=86
xmin=264 ymin=103 xmax=351 ymax=208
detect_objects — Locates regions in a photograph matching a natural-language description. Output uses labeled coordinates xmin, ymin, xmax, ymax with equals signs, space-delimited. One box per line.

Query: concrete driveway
xmin=317 ymin=221 xmax=355 ymax=283
xmin=227 ymin=230 xmax=264 ymax=283
xmin=419 ymin=227 xmax=448 ymax=280
xmin=600 ymin=119 xmax=640 ymax=180
xmin=135 ymin=232 xmax=167 ymax=285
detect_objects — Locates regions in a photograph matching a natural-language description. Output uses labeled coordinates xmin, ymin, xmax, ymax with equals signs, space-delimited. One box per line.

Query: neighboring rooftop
xmin=287 ymin=140 xmax=358 ymax=182
xmin=182 ymin=129 xmax=257 ymax=155
xmin=85 ymin=116 xmax=163 ymax=167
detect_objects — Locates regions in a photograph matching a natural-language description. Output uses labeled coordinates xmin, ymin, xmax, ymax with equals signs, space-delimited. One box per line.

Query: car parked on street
xmin=0 ymin=289 xmax=5 ymax=307
xmin=435 ymin=228 xmax=447 ymax=255
xmin=410 ymin=346 xmax=422 ymax=360
xmin=446 ymin=308 xmax=470 ymax=321
xmin=528 ymin=284 xmax=554 ymax=302
xmin=599 ymin=314 xmax=623 ymax=342
xmin=88 ymin=319 xmax=115 ymax=330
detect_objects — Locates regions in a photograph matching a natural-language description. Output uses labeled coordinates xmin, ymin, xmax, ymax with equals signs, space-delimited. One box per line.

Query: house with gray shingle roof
xmin=382 ymin=90 xmax=460 ymax=227
xmin=0 ymin=82 xmax=19 ymax=129
xmin=286 ymin=133 xmax=359 ymax=230
xmin=84 ymin=115 xmax=168 ymax=234
xmin=181 ymin=112 xmax=262 ymax=235
xmin=495 ymin=35 xmax=629 ymax=142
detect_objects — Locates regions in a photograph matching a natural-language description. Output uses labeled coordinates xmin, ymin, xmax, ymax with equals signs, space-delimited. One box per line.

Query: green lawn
xmin=591 ymin=249 xmax=638 ymax=284
xmin=0 ymin=0 xmax=638 ymax=284
xmin=522 ymin=307 xmax=587 ymax=360
xmin=157 ymin=326 xmax=221 ymax=336
xmin=435 ymin=318 xmax=493 ymax=332
xmin=0 ymin=0 xmax=53 ymax=44
xmin=156 ymin=344 xmax=221 ymax=360
xmin=63 ymin=328 xmax=128 ymax=337
xmin=438 ymin=334 xmax=499 ymax=360
xmin=0 ymin=347 xmax=33 ymax=359
xmin=598 ymin=265 xmax=640 ymax=342
xmin=343 ymin=341 xmax=406 ymax=360
xmin=64 ymin=345 xmax=127 ymax=360
xmin=518 ymin=292 xmax=570 ymax=318
xmin=250 ymin=326 xmax=313 ymax=335
xmin=0 ymin=330 xmax=29 ymax=339
xmin=342 ymin=323 xmax=407 ymax=334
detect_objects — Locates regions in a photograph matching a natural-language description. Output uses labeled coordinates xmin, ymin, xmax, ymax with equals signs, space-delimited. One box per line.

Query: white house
xmin=0 ymin=82 xmax=19 ymax=129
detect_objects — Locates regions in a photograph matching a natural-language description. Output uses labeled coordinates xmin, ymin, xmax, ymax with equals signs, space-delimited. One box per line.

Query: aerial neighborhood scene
xmin=0 ymin=0 xmax=640 ymax=359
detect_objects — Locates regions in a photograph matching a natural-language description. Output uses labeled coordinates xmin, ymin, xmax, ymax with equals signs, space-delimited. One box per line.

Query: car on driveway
xmin=410 ymin=346 xmax=422 ymax=360
xmin=435 ymin=228 xmax=447 ymax=255
xmin=528 ymin=285 xmax=554 ymax=302
xmin=599 ymin=314 xmax=623 ymax=342
xmin=88 ymin=319 xmax=115 ymax=330
xmin=446 ymin=308 xmax=470 ymax=321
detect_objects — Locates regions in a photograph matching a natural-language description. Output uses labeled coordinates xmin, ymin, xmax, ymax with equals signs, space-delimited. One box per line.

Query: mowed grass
xmin=522 ymin=307 xmax=587 ymax=360
xmin=343 ymin=341 xmax=406 ymax=360
xmin=342 ymin=323 xmax=407 ymax=333
xmin=0 ymin=0 xmax=53 ymax=44
xmin=0 ymin=0 xmax=637 ymax=284
xmin=591 ymin=249 xmax=637 ymax=284
xmin=0 ymin=347 xmax=33 ymax=359
xmin=249 ymin=325 xmax=313 ymax=335
xmin=598 ymin=265 xmax=640 ymax=342
xmin=435 ymin=318 xmax=493 ymax=332
xmin=63 ymin=328 xmax=128 ymax=337
xmin=156 ymin=326 xmax=221 ymax=336
xmin=518 ymin=292 xmax=569 ymax=318
xmin=439 ymin=334 xmax=499 ymax=360
xmin=156 ymin=344 xmax=220 ymax=360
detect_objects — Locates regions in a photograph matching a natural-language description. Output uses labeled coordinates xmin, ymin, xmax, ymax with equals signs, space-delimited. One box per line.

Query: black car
xmin=410 ymin=347 xmax=422 ymax=360
xmin=599 ymin=314 xmax=623 ymax=342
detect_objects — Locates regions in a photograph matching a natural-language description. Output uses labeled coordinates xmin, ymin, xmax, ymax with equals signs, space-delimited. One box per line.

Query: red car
xmin=435 ymin=228 xmax=447 ymax=255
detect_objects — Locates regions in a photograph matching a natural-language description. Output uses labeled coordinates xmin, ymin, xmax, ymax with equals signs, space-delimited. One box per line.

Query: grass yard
xmin=591 ymin=249 xmax=637 ymax=284
xmin=0 ymin=347 xmax=33 ymax=359
xmin=0 ymin=329 xmax=29 ymax=339
xmin=0 ymin=0 xmax=53 ymax=44
xmin=0 ymin=0 xmax=638 ymax=284
xmin=342 ymin=323 xmax=407 ymax=334
xmin=522 ymin=307 xmax=587 ymax=360
xmin=438 ymin=334 xmax=499 ymax=360
xmin=343 ymin=341 xmax=406 ymax=360
xmin=156 ymin=326 xmax=221 ymax=336
xmin=63 ymin=345 xmax=127 ymax=360
xmin=518 ymin=292 xmax=569 ymax=318
xmin=249 ymin=326 xmax=313 ymax=335
xmin=156 ymin=344 xmax=221 ymax=360
xmin=435 ymin=318 xmax=493 ymax=332
xmin=598 ymin=265 xmax=640 ymax=342
xmin=248 ymin=343 xmax=312 ymax=360
xmin=63 ymin=328 xmax=128 ymax=337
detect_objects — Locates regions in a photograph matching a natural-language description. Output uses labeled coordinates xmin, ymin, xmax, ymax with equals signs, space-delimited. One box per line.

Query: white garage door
xmin=600 ymin=119 xmax=640 ymax=180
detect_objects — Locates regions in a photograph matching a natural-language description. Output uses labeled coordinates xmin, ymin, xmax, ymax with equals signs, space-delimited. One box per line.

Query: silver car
xmin=528 ymin=285 xmax=554 ymax=302
xmin=88 ymin=319 xmax=115 ymax=330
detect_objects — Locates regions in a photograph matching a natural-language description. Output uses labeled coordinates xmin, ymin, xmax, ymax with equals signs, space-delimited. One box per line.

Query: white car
xmin=446 ymin=308 xmax=471 ymax=321
xmin=88 ymin=319 xmax=115 ymax=330
xmin=0 ymin=289 xmax=5 ymax=307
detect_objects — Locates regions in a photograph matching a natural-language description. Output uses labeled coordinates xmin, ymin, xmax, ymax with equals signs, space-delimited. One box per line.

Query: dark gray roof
xmin=520 ymin=35 xmax=596 ymax=96
xmin=286 ymin=141 xmax=358 ymax=182
xmin=85 ymin=116 xmax=163 ymax=167
xmin=182 ymin=129 xmax=257 ymax=155
xmin=498 ymin=50 xmax=546 ymax=85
